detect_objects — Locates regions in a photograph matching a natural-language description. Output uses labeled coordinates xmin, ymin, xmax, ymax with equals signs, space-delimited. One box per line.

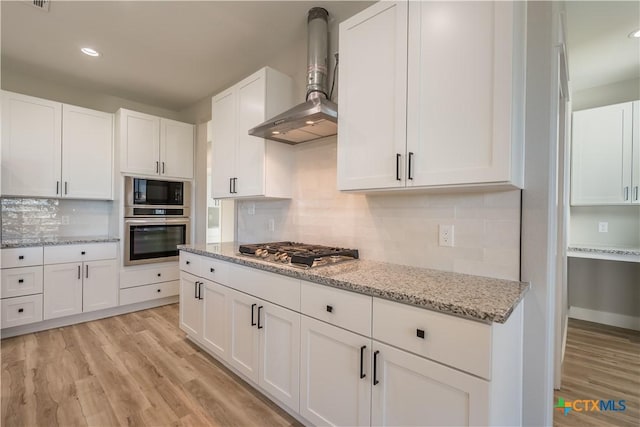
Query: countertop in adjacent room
xmin=568 ymin=245 xmax=640 ymax=263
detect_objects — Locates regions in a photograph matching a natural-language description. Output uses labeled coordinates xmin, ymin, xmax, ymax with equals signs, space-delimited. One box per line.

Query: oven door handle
xmin=125 ymin=218 xmax=190 ymax=225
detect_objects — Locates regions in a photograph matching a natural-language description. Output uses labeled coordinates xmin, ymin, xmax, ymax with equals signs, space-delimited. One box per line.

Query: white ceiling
xmin=1 ymin=0 xmax=371 ymax=111
xmin=566 ymin=1 xmax=640 ymax=92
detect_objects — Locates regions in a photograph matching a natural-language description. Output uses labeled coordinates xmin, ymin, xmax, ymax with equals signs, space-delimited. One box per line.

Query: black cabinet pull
xmin=77 ymin=265 xmax=81 ymax=279
xmin=360 ymin=345 xmax=366 ymax=379
xmin=194 ymin=281 xmax=199 ymax=299
xmin=326 ymin=305 xmax=333 ymax=313
xmin=257 ymin=306 xmax=263 ymax=329
xmin=416 ymin=329 xmax=425 ymax=339
xmin=65 ymin=181 xmax=68 ymax=195
xmin=232 ymin=178 xmax=238 ymax=194
xmin=157 ymin=289 xmax=161 ymax=293
xmin=408 ymin=152 xmax=414 ymax=180
xmin=157 ymin=273 xmax=162 ymax=277
xmin=162 ymin=162 xmax=165 ymax=174
xmin=186 ymin=261 xmax=190 ymax=265
xmin=85 ymin=265 xmax=89 ymax=279
xmin=18 ymin=279 xmax=24 ymax=284
xmin=210 ymin=267 xmax=215 ymax=273
xmin=229 ymin=178 xmax=233 ymax=194
xmin=373 ymin=350 xmax=380 ymax=385
xmin=56 ymin=181 xmax=60 ymax=195
xmin=18 ymin=308 xmax=24 ymax=313
xmin=251 ymin=303 xmax=257 ymax=326
xmin=198 ymin=282 xmax=203 ymax=300
xmin=156 ymin=161 xmax=159 ymax=173
xmin=18 ymin=255 xmax=24 ymax=260
xmin=81 ymin=251 xmax=86 ymax=255
xmin=396 ymin=153 xmax=401 ymax=181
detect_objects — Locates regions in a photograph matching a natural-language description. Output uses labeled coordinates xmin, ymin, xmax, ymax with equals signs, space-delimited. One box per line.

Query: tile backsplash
xmin=1 ymin=198 xmax=113 ymax=240
xmin=237 ymin=138 xmax=522 ymax=281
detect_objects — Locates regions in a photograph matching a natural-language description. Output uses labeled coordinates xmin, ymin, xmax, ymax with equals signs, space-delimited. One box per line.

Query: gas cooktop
xmin=238 ymin=242 xmax=359 ymax=268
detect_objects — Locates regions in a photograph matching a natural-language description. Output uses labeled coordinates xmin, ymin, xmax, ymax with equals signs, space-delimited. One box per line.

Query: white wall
xmin=570 ymin=206 xmax=640 ymax=248
xmin=237 ymin=138 xmax=522 ymax=280
xmin=572 ymin=78 xmax=640 ymax=111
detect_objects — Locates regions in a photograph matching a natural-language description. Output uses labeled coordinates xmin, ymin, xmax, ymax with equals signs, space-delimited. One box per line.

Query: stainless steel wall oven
xmin=124 ymin=177 xmax=191 ymax=266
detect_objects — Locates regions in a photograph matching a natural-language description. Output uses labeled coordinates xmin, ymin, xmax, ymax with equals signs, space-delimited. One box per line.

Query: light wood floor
xmin=554 ymin=319 xmax=640 ymax=427
xmin=1 ymin=303 xmax=301 ymax=427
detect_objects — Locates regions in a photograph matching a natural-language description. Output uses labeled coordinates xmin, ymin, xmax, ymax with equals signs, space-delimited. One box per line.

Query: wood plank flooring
xmin=1 ymin=303 xmax=301 ymax=427
xmin=554 ymin=319 xmax=640 ymax=427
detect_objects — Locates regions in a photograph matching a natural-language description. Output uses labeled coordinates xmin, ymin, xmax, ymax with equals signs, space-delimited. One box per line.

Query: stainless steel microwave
xmin=125 ymin=177 xmax=190 ymax=217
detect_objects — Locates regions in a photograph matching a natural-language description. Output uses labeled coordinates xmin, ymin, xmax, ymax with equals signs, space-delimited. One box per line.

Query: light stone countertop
xmin=567 ymin=245 xmax=640 ymax=257
xmin=179 ymin=242 xmax=529 ymax=324
xmin=1 ymin=236 xmax=120 ymax=249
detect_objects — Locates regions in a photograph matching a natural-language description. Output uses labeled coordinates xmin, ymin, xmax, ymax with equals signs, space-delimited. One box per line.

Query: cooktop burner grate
xmin=238 ymin=241 xmax=359 ymax=268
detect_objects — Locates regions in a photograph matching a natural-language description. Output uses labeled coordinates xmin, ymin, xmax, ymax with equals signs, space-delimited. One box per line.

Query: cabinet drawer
xmin=1 ymin=247 xmax=43 ymax=268
xmin=1 ymin=294 xmax=43 ymax=328
xmin=119 ymin=280 xmax=180 ymax=306
xmin=44 ymin=242 xmax=117 ymax=264
xmin=199 ymin=257 xmax=229 ymax=285
xmin=301 ymin=281 xmax=372 ymax=336
xmin=179 ymin=251 xmax=201 ymax=276
xmin=120 ymin=264 xmax=179 ymax=289
xmin=1 ymin=266 xmax=43 ymax=298
xmin=372 ymin=298 xmax=492 ymax=379
xmin=229 ymin=263 xmax=300 ymax=311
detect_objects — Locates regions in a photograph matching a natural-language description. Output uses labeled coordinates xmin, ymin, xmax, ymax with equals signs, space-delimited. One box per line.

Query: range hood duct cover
xmin=249 ymin=7 xmax=338 ymax=145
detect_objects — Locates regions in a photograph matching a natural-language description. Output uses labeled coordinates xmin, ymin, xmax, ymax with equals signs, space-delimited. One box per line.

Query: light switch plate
xmin=598 ymin=222 xmax=608 ymax=233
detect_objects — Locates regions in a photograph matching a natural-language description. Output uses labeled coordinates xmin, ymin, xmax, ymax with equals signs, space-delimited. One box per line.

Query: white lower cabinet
xmin=179 ymin=272 xmax=203 ymax=339
xmin=201 ymin=280 xmax=229 ymax=359
xmin=227 ymin=288 xmax=260 ymax=381
xmin=43 ymin=263 xmax=84 ymax=319
xmin=371 ymin=341 xmax=489 ymax=426
xmin=300 ymin=316 xmax=371 ymax=427
xmin=82 ymin=259 xmax=118 ymax=313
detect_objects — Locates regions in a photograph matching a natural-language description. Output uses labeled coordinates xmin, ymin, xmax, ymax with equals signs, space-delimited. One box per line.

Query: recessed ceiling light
xmin=81 ymin=47 xmax=100 ymax=57
xmin=629 ymin=29 xmax=640 ymax=38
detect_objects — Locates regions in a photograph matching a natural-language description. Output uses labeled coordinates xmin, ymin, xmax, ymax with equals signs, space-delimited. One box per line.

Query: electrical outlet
xmin=61 ymin=215 xmax=70 ymax=225
xmin=268 ymin=218 xmax=275 ymax=232
xmin=598 ymin=222 xmax=608 ymax=233
xmin=439 ymin=225 xmax=454 ymax=247
xmin=247 ymin=203 xmax=255 ymax=215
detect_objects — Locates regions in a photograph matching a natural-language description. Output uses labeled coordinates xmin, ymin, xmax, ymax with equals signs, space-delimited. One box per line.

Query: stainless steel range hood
xmin=249 ymin=7 xmax=337 ymax=145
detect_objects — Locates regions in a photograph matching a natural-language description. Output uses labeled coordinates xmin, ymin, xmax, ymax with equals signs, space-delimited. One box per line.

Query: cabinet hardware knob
xmin=408 ymin=152 xmax=414 ymax=180
xmin=81 ymin=251 xmax=86 ymax=255
xmin=257 ymin=306 xmax=263 ymax=329
xmin=18 ymin=279 xmax=24 ymax=284
xmin=56 ymin=181 xmax=60 ymax=195
xmin=416 ymin=329 xmax=425 ymax=339
xmin=251 ymin=303 xmax=257 ymax=326
xmin=65 ymin=181 xmax=68 ymax=195
xmin=373 ymin=350 xmax=380 ymax=385
xmin=18 ymin=308 xmax=24 ymax=313
xmin=157 ymin=289 xmax=161 ymax=293
xmin=210 ymin=267 xmax=215 ymax=273
xmin=157 ymin=273 xmax=162 ymax=277
xmin=360 ymin=345 xmax=366 ymax=379
xmin=186 ymin=261 xmax=190 ymax=265
xmin=162 ymin=162 xmax=165 ymax=174
xmin=396 ymin=153 xmax=401 ymax=181
xmin=18 ymin=255 xmax=24 ymax=260
xmin=326 ymin=305 xmax=333 ymax=313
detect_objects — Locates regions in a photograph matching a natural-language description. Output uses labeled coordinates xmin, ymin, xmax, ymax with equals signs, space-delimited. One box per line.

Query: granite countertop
xmin=1 ymin=236 xmax=120 ymax=249
xmin=179 ymin=242 xmax=529 ymax=324
xmin=568 ymin=245 xmax=640 ymax=257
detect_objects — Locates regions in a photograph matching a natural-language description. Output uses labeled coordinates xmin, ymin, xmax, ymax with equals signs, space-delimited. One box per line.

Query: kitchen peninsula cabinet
xmin=210 ymin=67 xmax=295 ymax=199
xmin=338 ymin=1 xmax=526 ymax=191
xmin=117 ymin=109 xmax=194 ymax=179
xmin=571 ymin=101 xmax=639 ymax=205
xmin=1 ymin=91 xmax=114 ymax=199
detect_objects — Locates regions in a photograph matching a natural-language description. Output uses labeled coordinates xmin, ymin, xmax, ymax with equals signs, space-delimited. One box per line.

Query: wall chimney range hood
xmin=249 ymin=7 xmax=337 ymax=145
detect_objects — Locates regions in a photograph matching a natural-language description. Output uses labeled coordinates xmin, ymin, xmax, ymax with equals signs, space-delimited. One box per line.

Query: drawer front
xmin=1 ymin=247 xmax=43 ymax=268
xmin=372 ymin=298 xmax=492 ymax=379
xmin=44 ymin=242 xmax=117 ymax=264
xmin=301 ymin=281 xmax=372 ymax=336
xmin=120 ymin=264 xmax=180 ymax=289
xmin=199 ymin=257 xmax=229 ymax=285
xmin=179 ymin=251 xmax=201 ymax=276
xmin=1 ymin=266 xmax=44 ymax=298
xmin=1 ymin=294 xmax=43 ymax=328
xmin=119 ymin=280 xmax=180 ymax=306
xmin=229 ymin=263 xmax=300 ymax=311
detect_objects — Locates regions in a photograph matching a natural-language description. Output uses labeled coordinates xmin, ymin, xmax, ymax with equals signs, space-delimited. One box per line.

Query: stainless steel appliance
xmin=124 ymin=177 xmax=191 ymax=266
xmin=239 ymin=242 xmax=358 ymax=268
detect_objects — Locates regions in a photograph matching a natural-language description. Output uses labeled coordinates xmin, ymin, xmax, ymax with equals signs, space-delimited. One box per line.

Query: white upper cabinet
xmin=571 ymin=101 xmax=638 ymax=205
xmin=118 ymin=109 xmax=194 ymax=179
xmin=1 ymin=91 xmax=114 ymax=200
xmin=62 ymin=104 xmax=114 ymax=199
xmin=1 ymin=91 xmax=62 ymax=198
xmin=210 ymin=67 xmax=294 ymax=199
xmin=338 ymin=1 xmax=526 ymax=192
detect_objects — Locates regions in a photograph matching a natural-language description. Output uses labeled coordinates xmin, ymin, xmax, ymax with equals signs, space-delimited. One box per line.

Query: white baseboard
xmin=569 ymin=306 xmax=640 ymax=331
xmin=1 ymin=296 xmax=179 ymax=339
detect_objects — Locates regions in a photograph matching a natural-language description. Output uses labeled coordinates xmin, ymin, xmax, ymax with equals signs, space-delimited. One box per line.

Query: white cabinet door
xmin=82 ymin=259 xmax=118 ymax=313
xmin=300 ymin=316 xmax=371 ymax=427
xmin=258 ymin=301 xmax=300 ymax=412
xmin=632 ymin=101 xmax=640 ymax=204
xmin=1 ymin=91 xmax=62 ymax=197
xmin=160 ymin=118 xmax=194 ymax=179
xmin=62 ymin=104 xmax=113 ymax=199
xmin=119 ymin=109 xmax=161 ymax=176
xmin=235 ymin=72 xmax=266 ymax=197
xmin=43 ymin=263 xmax=83 ymax=320
xmin=371 ymin=341 xmax=489 ymax=427
xmin=407 ymin=1 xmax=516 ymax=187
xmin=211 ymin=89 xmax=237 ymax=198
xmin=571 ymin=102 xmax=633 ymax=205
xmin=227 ymin=288 xmax=260 ymax=383
xmin=179 ymin=272 xmax=203 ymax=338
xmin=202 ymin=279 xmax=229 ymax=360
xmin=337 ymin=1 xmax=408 ymax=191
